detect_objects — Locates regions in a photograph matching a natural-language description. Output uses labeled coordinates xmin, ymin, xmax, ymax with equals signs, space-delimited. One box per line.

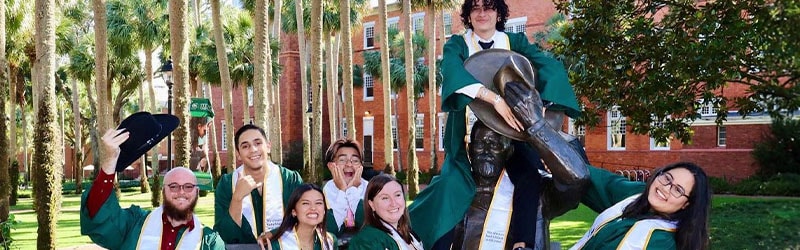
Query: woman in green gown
xmin=349 ymin=174 xmax=423 ymax=250
xmin=264 ymin=184 xmax=336 ymax=250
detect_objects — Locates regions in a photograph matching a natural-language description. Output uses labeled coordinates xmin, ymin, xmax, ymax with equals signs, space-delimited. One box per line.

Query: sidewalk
xmin=58 ymin=245 xmax=105 ymax=250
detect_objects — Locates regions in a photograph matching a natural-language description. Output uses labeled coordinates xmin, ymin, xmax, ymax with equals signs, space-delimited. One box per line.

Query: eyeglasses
xmin=335 ymin=157 xmax=362 ymax=166
xmin=471 ymin=5 xmax=496 ymax=13
xmin=167 ymin=183 xmax=198 ymax=193
xmin=656 ymin=172 xmax=689 ymax=199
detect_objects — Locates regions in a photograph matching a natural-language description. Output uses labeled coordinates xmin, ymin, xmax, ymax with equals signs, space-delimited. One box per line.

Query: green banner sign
xmin=190 ymin=98 xmax=214 ymax=118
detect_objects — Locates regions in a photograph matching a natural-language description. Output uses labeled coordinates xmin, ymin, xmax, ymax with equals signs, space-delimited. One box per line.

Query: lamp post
xmin=161 ymin=60 xmax=174 ymax=170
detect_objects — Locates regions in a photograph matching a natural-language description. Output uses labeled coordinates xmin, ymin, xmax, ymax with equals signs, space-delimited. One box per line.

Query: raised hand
xmin=100 ymin=129 xmax=130 ymax=175
xmin=349 ymin=165 xmax=364 ymax=188
xmin=329 ymin=164 xmax=349 ymax=191
xmin=503 ymin=81 xmax=545 ymax=131
xmin=234 ymin=171 xmax=262 ymax=201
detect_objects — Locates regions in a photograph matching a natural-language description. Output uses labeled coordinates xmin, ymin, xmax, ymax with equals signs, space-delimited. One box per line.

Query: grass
xmin=9 ymin=191 xmax=800 ymax=249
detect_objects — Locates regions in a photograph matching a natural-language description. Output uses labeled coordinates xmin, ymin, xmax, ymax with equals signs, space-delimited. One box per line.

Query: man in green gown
xmin=214 ymin=124 xmax=303 ymax=244
xmin=81 ymin=113 xmax=225 ymax=250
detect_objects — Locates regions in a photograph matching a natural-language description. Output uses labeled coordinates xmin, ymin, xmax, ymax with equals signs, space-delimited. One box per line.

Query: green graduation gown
xmin=324 ymin=200 xmax=364 ymax=236
xmin=347 ymin=225 xmax=403 ymax=250
xmin=79 ymin=191 xmax=225 ymax=250
xmin=408 ymin=31 xmax=582 ymax=248
xmin=214 ymin=165 xmax=303 ymax=244
xmin=269 ymin=229 xmax=337 ymax=250
xmin=575 ymin=166 xmax=677 ymax=250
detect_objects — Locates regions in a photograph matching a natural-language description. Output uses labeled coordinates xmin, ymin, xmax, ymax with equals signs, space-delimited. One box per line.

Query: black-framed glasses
xmin=167 ymin=183 xmax=198 ymax=193
xmin=471 ymin=5 xmax=496 ymax=13
xmin=656 ymin=172 xmax=689 ymax=199
xmin=336 ymin=157 xmax=362 ymax=166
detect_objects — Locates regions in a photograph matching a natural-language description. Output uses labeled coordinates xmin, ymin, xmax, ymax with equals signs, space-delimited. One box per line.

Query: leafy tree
xmin=554 ymin=0 xmax=800 ymax=143
xmin=752 ymin=118 xmax=800 ymax=176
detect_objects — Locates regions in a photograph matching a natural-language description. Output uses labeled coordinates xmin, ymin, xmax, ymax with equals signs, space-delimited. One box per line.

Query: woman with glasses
xmin=571 ymin=162 xmax=711 ymax=250
xmin=322 ymin=138 xmax=369 ymax=247
xmin=349 ymin=174 xmax=423 ymax=250
xmin=263 ymin=184 xmax=336 ymax=250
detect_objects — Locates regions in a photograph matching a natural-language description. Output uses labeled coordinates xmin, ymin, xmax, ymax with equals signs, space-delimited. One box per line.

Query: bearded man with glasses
xmin=322 ymin=138 xmax=369 ymax=248
xmin=81 ymin=113 xmax=225 ymax=250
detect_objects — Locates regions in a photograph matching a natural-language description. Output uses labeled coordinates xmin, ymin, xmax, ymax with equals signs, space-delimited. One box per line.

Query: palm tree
xmin=169 ymin=0 xmax=191 ymax=169
xmin=401 ymin=0 xmax=420 ymax=198
xmin=252 ymin=0 xmax=272 ymax=131
xmin=309 ymin=0 xmax=323 ymax=183
xmin=93 ymin=0 xmax=112 ymax=168
xmin=34 ymin=0 xmax=63 ymax=247
xmin=377 ymin=0 xmax=394 ymax=175
xmin=0 ymin=0 xmax=10 ymax=222
xmin=290 ymin=0 xmax=311 ymax=179
xmin=209 ymin=0 xmax=237 ymax=172
xmin=339 ymin=0 xmax=356 ymax=141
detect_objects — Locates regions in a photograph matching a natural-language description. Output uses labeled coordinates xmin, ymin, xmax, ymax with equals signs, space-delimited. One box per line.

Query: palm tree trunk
xmin=93 ymin=0 xmax=111 ymax=167
xmin=34 ymin=0 xmax=63 ymax=247
xmin=272 ymin=0 xmax=282 ymax=37
xmin=295 ymin=0 xmax=311 ymax=179
xmin=210 ymin=0 xmax=237 ymax=173
xmin=205 ymin=83 xmax=222 ymax=185
xmin=402 ymin=0 xmax=419 ymax=198
xmin=378 ymin=0 xmax=395 ymax=175
xmin=240 ymin=83 xmax=250 ymax=124
xmin=0 ymin=0 xmax=9 ymax=222
xmin=327 ymin=34 xmax=337 ymax=140
xmin=339 ymin=0 xmax=355 ymax=141
xmin=270 ymin=0 xmax=283 ymax=164
xmin=310 ymin=0 xmax=323 ymax=184
xmin=170 ymin=0 xmax=191 ymax=169
xmin=137 ymin=71 xmax=150 ymax=193
xmin=427 ymin=5 xmax=438 ymax=172
xmin=145 ymin=50 xmax=162 ymax=206
xmin=253 ymin=0 xmax=271 ymax=130
xmin=71 ymin=78 xmax=84 ymax=195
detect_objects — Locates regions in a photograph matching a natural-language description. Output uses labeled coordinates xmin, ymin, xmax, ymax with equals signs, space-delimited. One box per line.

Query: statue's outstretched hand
xmin=503 ymin=81 xmax=545 ymax=132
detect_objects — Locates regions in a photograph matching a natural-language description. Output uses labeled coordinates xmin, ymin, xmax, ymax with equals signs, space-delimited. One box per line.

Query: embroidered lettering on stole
xmin=232 ymin=162 xmax=284 ymax=239
xmin=478 ymin=170 xmax=514 ymax=249
xmin=136 ymin=207 xmax=202 ymax=250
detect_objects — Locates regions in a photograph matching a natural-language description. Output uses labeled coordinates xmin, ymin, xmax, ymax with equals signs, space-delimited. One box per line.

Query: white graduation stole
xmin=232 ymin=163 xmax=284 ymax=239
xmin=136 ymin=206 xmax=202 ymax=250
xmin=570 ymin=195 xmax=677 ymax=250
xmin=277 ymin=227 xmax=336 ymax=250
xmin=381 ymin=221 xmax=423 ymax=250
xmin=464 ymin=29 xmax=511 ymax=56
xmin=478 ymin=170 xmax=514 ymax=249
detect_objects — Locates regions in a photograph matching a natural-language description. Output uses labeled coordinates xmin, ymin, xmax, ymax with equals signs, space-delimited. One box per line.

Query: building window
xmin=388 ymin=17 xmax=399 ymax=31
xmin=608 ymin=106 xmax=626 ymax=150
xmin=717 ymin=125 xmax=727 ymax=146
xmin=412 ymin=13 xmax=425 ymax=33
xmin=247 ymin=86 xmax=253 ymax=106
xmin=363 ymin=117 xmax=374 ymax=163
xmin=443 ymin=13 xmax=453 ymax=36
xmin=568 ymin=118 xmax=586 ymax=145
xmin=697 ymin=98 xmax=718 ymax=117
xmin=438 ymin=113 xmax=446 ymax=151
xmin=364 ymin=22 xmax=375 ymax=49
xmin=341 ymin=118 xmax=348 ymax=138
xmin=504 ymin=17 xmax=527 ymax=34
xmin=415 ymin=114 xmax=424 ymax=150
xmin=364 ymin=73 xmax=374 ymax=100
xmin=220 ymin=123 xmax=228 ymax=151
xmin=391 ymin=116 xmax=399 ymax=150
xmin=650 ymin=116 xmax=670 ymax=150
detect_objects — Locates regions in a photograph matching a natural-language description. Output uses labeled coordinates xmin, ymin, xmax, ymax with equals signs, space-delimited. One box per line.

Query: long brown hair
xmin=271 ymin=184 xmax=333 ymax=250
xmin=363 ymin=174 xmax=417 ymax=244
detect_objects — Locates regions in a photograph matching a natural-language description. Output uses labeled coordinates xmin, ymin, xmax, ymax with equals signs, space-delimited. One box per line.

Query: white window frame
xmin=649 ymin=116 xmax=671 ymax=150
xmin=387 ymin=17 xmax=400 ymax=31
xmin=504 ymin=16 xmax=527 ymax=34
xmin=341 ymin=118 xmax=348 ymax=138
xmin=391 ymin=115 xmax=399 ymax=151
xmin=717 ymin=125 xmax=727 ymax=147
xmin=443 ymin=13 xmax=453 ymax=37
xmin=568 ymin=118 xmax=586 ymax=145
xmin=247 ymin=86 xmax=254 ymax=106
xmin=607 ymin=106 xmax=626 ymax=150
xmin=220 ymin=123 xmax=228 ymax=151
xmin=364 ymin=21 xmax=376 ymax=49
xmin=697 ymin=98 xmax=719 ymax=117
xmin=438 ymin=113 xmax=446 ymax=151
xmin=363 ymin=117 xmax=375 ymax=163
xmin=412 ymin=12 xmax=425 ymax=33
xmin=415 ymin=113 xmax=424 ymax=150
xmin=363 ymin=72 xmax=374 ymax=101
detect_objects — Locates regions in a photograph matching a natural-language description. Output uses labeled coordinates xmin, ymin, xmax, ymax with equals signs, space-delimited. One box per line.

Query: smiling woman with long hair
xmin=348 ymin=174 xmax=423 ymax=250
xmin=264 ymin=184 xmax=336 ymax=250
xmin=571 ymin=162 xmax=712 ymax=250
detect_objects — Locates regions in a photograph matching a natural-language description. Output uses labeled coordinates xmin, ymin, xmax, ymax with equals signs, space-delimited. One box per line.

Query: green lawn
xmin=9 ymin=192 xmax=800 ymax=249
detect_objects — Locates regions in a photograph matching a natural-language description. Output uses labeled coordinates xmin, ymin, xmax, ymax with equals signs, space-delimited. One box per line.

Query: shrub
xmin=752 ymin=118 xmax=800 ymax=176
xmin=731 ymin=177 xmax=764 ymax=195
xmin=1 ymin=214 xmax=20 ymax=249
xmin=709 ymin=176 xmax=733 ymax=194
xmin=759 ymin=173 xmax=800 ymax=196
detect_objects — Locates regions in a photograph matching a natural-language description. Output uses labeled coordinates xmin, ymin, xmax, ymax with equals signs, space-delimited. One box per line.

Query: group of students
xmin=79 ymin=0 xmax=712 ymax=249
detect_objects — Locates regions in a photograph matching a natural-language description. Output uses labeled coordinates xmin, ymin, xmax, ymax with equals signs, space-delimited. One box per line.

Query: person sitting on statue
xmin=262 ymin=183 xmax=337 ymax=250
xmin=322 ymin=138 xmax=368 ymax=247
xmin=80 ymin=112 xmax=225 ymax=250
xmin=214 ymin=124 xmax=304 ymax=244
